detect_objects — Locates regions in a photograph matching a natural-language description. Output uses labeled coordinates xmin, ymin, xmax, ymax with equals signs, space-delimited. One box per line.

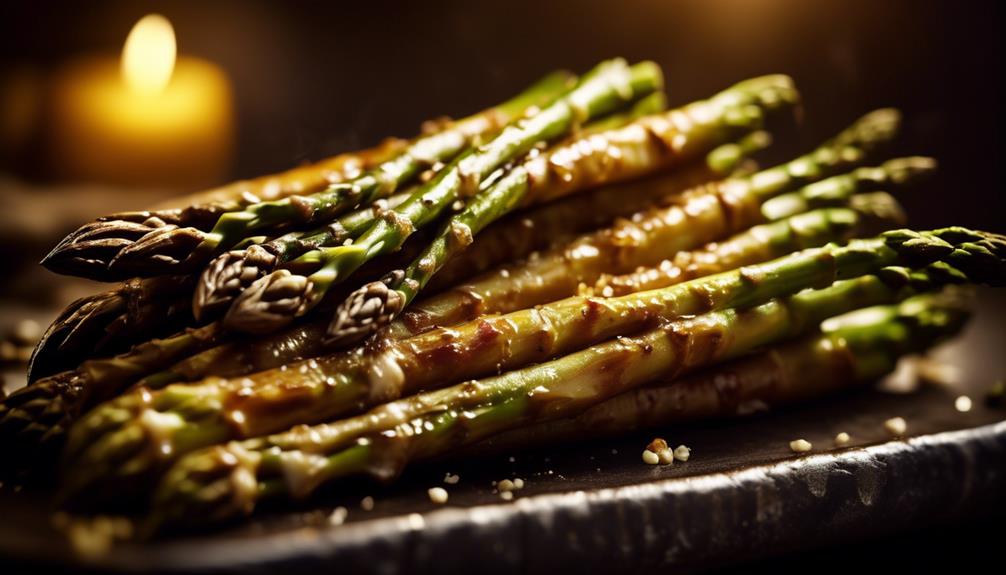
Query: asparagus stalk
xmin=221 ymin=59 xmax=665 ymax=334
xmin=390 ymin=154 xmax=930 ymax=339
xmin=42 ymin=70 xmax=577 ymax=280
xmin=146 ymin=275 xmax=971 ymax=529
xmin=192 ymin=90 xmax=669 ymax=322
xmin=325 ymin=75 xmax=801 ymax=346
xmin=58 ymin=228 xmax=1005 ymax=502
xmin=476 ymin=290 xmax=971 ymax=451
xmin=592 ymin=192 xmax=904 ymax=297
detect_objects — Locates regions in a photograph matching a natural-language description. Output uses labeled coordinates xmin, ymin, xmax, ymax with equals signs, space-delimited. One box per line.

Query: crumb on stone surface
xmin=789 ymin=439 xmax=812 ymax=453
xmin=834 ymin=432 xmax=851 ymax=446
xmin=428 ymin=487 xmax=449 ymax=504
xmin=329 ymin=506 xmax=348 ymax=525
xmin=884 ymin=417 xmax=907 ymax=436
xmin=443 ymin=473 xmax=460 ymax=485
xmin=673 ymin=445 xmax=691 ymax=462
xmin=954 ymin=395 xmax=972 ymax=413
xmin=499 ymin=491 xmax=514 ymax=501
xmin=360 ymin=496 xmax=375 ymax=511
xmin=642 ymin=449 xmax=659 ymax=465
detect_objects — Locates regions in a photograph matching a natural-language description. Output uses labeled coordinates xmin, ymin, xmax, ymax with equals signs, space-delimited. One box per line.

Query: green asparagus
xmin=58 ymin=228 xmax=1005 ymax=502
xmin=146 ymin=274 xmax=970 ymax=529
xmin=221 ymin=59 xmax=664 ymax=334
xmin=325 ymin=75 xmax=801 ymax=346
xmin=42 ymin=70 xmax=576 ymax=280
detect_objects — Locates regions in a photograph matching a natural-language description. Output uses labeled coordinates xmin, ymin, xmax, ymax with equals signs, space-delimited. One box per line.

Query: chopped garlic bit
xmin=646 ymin=437 xmax=669 ymax=453
xmin=499 ymin=491 xmax=514 ymax=501
xmin=789 ymin=439 xmax=812 ymax=453
xmin=512 ymin=478 xmax=525 ymax=490
xmin=360 ymin=496 xmax=375 ymax=511
xmin=673 ymin=445 xmax=691 ymax=462
xmin=834 ymin=432 xmax=851 ymax=446
xmin=642 ymin=449 xmax=660 ymax=465
xmin=954 ymin=395 xmax=973 ymax=413
xmin=884 ymin=417 xmax=907 ymax=436
xmin=497 ymin=479 xmax=515 ymax=492
xmin=657 ymin=448 xmax=674 ymax=465
xmin=428 ymin=487 xmax=449 ymax=504
xmin=328 ymin=506 xmax=348 ymax=525
xmin=443 ymin=473 xmax=460 ymax=485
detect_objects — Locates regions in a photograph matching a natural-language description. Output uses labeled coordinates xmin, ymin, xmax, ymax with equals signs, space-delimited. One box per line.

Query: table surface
xmin=0 ymin=291 xmax=1003 ymax=574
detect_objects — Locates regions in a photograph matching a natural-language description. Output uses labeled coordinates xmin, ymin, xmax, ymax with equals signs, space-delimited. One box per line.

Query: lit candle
xmin=50 ymin=14 xmax=234 ymax=189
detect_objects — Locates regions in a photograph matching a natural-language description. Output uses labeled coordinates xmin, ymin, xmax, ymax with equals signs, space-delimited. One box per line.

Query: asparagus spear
xmin=192 ymin=90 xmax=669 ymax=322
xmin=221 ymin=59 xmax=665 ymax=334
xmin=27 ymin=276 xmax=196 ymax=382
xmin=42 ymin=70 xmax=577 ymax=280
xmin=591 ymin=192 xmax=904 ymax=297
xmin=146 ymin=274 xmax=972 ymax=529
xmin=475 ymin=290 xmax=971 ymax=451
xmin=58 ymin=228 xmax=1005 ymax=502
xmin=325 ymin=75 xmax=801 ymax=346
xmin=389 ymin=154 xmax=930 ymax=340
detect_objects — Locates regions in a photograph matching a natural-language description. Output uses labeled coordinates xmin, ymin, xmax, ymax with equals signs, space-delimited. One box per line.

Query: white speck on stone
xmin=360 ymin=496 xmax=375 ymax=511
xmin=673 ymin=445 xmax=691 ymax=462
xmin=884 ymin=417 xmax=907 ymax=436
xmin=789 ymin=439 xmax=812 ymax=453
xmin=328 ymin=506 xmax=348 ymax=525
xmin=955 ymin=395 xmax=972 ymax=413
xmin=428 ymin=487 xmax=449 ymax=504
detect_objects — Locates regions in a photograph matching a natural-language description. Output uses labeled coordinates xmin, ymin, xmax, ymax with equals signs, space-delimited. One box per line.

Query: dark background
xmin=1 ymin=0 xmax=1002 ymax=232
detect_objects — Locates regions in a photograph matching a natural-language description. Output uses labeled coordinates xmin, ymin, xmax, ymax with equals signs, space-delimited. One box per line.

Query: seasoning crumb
xmin=428 ymin=487 xmax=449 ymax=504
xmin=954 ymin=395 xmax=972 ymax=413
xmin=513 ymin=478 xmax=525 ymax=490
xmin=673 ymin=445 xmax=691 ymax=462
xmin=329 ymin=506 xmax=348 ymax=525
xmin=498 ymin=479 xmax=515 ymax=492
xmin=657 ymin=448 xmax=675 ymax=465
xmin=834 ymin=432 xmax=851 ymax=446
xmin=360 ymin=496 xmax=375 ymax=511
xmin=443 ymin=473 xmax=460 ymax=485
xmin=789 ymin=439 xmax=812 ymax=453
xmin=642 ymin=449 xmax=660 ymax=465
xmin=884 ymin=417 xmax=907 ymax=436
xmin=499 ymin=491 xmax=514 ymax=501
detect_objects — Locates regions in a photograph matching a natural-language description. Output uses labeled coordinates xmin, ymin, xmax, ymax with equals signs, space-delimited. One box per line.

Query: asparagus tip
xmin=326 ymin=271 xmax=406 ymax=348
xmin=223 ymin=270 xmax=311 ymax=334
xmin=194 ymin=245 xmax=279 ymax=321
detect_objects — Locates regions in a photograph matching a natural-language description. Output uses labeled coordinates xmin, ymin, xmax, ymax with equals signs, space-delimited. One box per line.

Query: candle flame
xmin=121 ymin=14 xmax=176 ymax=95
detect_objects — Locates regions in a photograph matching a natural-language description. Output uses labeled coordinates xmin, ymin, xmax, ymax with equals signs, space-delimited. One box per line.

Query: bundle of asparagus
xmin=2 ymin=58 xmax=1002 ymax=536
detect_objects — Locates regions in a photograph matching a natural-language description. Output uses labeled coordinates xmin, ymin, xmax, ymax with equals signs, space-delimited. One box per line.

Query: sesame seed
xmin=673 ymin=445 xmax=691 ymax=462
xmin=834 ymin=432 xmax=851 ymax=446
xmin=642 ymin=449 xmax=660 ymax=465
xmin=884 ymin=417 xmax=907 ymax=436
xmin=789 ymin=439 xmax=812 ymax=453
xmin=428 ymin=487 xmax=449 ymax=504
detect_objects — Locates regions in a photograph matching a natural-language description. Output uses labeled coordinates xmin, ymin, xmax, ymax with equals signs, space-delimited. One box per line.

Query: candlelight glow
xmin=121 ymin=14 xmax=176 ymax=95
